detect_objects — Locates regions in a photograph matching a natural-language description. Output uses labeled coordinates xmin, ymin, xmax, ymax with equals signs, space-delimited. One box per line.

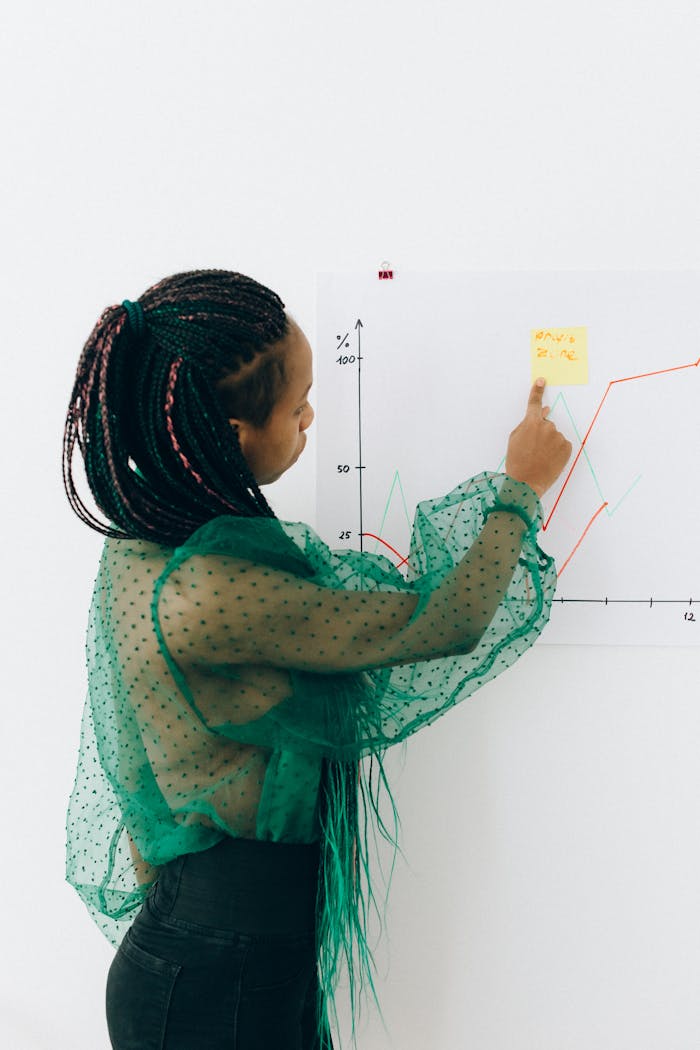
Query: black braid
xmin=62 ymin=269 xmax=295 ymax=546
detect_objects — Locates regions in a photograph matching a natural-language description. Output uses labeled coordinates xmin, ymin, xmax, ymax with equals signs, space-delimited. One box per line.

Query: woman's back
xmin=105 ymin=535 xmax=272 ymax=841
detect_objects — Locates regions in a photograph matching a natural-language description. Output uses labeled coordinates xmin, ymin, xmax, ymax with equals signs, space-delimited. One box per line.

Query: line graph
xmin=544 ymin=354 xmax=700 ymax=531
xmin=317 ymin=270 xmax=700 ymax=644
xmin=363 ymin=346 xmax=699 ymax=581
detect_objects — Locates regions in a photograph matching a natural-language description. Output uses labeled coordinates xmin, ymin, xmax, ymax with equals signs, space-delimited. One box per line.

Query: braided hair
xmin=62 ymin=269 xmax=295 ymax=547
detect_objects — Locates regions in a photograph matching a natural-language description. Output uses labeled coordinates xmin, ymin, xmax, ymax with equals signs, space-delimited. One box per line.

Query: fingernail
xmin=536 ymin=377 xmax=545 ymax=387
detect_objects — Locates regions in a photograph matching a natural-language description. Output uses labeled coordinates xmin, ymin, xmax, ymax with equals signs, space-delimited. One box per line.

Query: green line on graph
xmin=371 ymin=469 xmax=413 ymax=557
xmin=496 ymin=390 xmax=641 ymax=520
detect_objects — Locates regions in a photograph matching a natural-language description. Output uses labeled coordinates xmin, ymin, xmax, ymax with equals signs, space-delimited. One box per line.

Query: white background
xmin=2 ymin=1 xmax=699 ymax=1047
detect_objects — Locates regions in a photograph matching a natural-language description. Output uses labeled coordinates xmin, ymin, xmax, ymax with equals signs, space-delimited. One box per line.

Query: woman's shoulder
xmin=103 ymin=534 xmax=174 ymax=576
xmin=101 ymin=515 xmax=327 ymax=591
xmin=169 ymin=515 xmax=319 ymax=578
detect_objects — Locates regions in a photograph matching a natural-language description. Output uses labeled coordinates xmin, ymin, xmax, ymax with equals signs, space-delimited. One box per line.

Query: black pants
xmin=106 ymin=837 xmax=334 ymax=1050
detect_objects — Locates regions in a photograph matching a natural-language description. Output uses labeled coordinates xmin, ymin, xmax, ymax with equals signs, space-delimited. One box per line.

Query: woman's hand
xmin=505 ymin=378 xmax=572 ymax=498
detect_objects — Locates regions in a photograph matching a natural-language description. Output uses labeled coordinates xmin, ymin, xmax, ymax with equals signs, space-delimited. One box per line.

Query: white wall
xmin=3 ymin=1 xmax=699 ymax=1047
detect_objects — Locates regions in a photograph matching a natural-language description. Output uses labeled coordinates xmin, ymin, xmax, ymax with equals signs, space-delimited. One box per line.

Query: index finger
xmin=527 ymin=377 xmax=546 ymax=414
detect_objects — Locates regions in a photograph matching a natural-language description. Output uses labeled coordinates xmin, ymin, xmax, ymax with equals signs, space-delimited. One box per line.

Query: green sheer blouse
xmin=66 ymin=471 xmax=556 ymax=1039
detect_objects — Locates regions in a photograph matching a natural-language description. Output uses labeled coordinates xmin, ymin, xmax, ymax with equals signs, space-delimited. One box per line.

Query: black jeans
xmin=106 ymin=837 xmax=334 ymax=1050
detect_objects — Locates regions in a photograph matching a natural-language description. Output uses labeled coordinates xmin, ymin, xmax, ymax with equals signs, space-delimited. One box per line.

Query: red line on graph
xmin=361 ymin=532 xmax=409 ymax=568
xmin=557 ymin=501 xmax=608 ymax=578
xmin=364 ymin=488 xmax=472 ymax=570
xmin=543 ymin=354 xmax=700 ymax=532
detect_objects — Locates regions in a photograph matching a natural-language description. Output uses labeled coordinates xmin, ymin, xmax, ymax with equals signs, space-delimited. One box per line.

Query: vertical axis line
xmin=357 ymin=323 xmax=364 ymax=552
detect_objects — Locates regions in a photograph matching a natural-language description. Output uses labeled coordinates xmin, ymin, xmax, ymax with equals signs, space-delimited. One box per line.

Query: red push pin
xmin=378 ymin=260 xmax=393 ymax=280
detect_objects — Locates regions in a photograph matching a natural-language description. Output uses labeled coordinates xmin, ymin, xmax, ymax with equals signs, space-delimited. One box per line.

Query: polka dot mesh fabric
xmin=66 ymin=471 xmax=557 ymax=1038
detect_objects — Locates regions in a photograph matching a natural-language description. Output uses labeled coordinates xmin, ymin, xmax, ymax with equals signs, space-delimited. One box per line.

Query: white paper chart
xmin=315 ymin=270 xmax=699 ymax=646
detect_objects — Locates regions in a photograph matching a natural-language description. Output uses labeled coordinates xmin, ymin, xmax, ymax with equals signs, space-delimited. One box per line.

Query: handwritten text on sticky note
xmin=530 ymin=326 xmax=588 ymax=385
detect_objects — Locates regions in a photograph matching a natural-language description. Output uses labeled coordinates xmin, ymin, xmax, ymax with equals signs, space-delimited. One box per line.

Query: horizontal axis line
xmin=555 ymin=598 xmax=695 ymax=605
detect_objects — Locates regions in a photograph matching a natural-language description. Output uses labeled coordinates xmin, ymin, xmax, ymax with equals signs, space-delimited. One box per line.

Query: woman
xmin=63 ymin=269 xmax=571 ymax=1049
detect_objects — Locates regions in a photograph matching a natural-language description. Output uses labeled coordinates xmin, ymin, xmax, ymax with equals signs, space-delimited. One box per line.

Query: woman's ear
xmin=228 ymin=417 xmax=251 ymax=457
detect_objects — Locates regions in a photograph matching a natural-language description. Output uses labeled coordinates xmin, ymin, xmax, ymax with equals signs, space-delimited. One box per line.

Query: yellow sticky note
xmin=530 ymin=326 xmax=588 ymax=385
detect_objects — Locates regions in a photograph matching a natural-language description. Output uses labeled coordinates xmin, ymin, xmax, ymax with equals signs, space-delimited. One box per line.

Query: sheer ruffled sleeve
xmin=151 ymin=472 xmax=557 ymax=760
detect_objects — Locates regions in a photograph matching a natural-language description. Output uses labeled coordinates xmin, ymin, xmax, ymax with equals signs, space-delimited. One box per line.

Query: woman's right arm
xmin=154 ymin=380 xmax=571 ymax=677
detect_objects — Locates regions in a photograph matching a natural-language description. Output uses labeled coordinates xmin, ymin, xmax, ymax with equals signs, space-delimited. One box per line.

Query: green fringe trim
xmin=316 ymin=752 xmax=401 ymax=1048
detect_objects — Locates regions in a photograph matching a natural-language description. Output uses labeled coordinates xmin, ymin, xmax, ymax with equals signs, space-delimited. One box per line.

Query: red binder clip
xmin=378 ymin=260 xmax=393 ymax=280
